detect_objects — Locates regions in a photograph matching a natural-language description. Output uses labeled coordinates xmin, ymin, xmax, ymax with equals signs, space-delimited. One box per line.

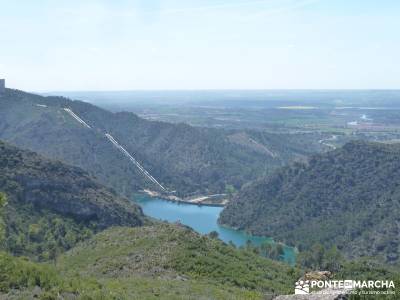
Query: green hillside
xmin=0 ymin=88 xmax=322 ymax=197
xmin=0 ymin=140 xmax=398 ymax=299
xmin=220 ymin=141 xmax=400 ymax=265
xmin=0 ymin=140 xmax=144 ymax=260
xmin=2 ymin=224 xmax=399 ymax=299
xmin=55 ymin=223 xmax=298 ymax=299
xmin=0 ymin=185 xmax=299 ymax=299
xmin=0 ymin=225 xmax=300 ymax=299
xmin=0 ymin=138 xmax=298 ymax=299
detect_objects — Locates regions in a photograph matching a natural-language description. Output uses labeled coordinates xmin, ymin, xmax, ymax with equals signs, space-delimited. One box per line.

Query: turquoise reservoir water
xmin=134 ymin=194 xmax=296 ymax=265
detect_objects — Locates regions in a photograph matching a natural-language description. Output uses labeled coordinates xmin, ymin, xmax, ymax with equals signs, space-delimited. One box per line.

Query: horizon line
xmin=39 ymin=88 xmax=400 ymax=94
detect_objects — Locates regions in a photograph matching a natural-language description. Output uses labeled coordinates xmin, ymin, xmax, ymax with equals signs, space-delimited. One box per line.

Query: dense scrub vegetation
xmin=0 ymin=141 xmax=144 ymax=259
xmin=0 ymin=189 xmax=398 ymax=298
xmin=1 ymin=90 xmax=399 ymax=298
xmin=220 ymin=141 xmax=400 ymax=264
xmin=0 ymin=142 xmax=298 ymax=299
xmin=5 ymin=203 xmax=95 ymax=261
xmin=0 ymin=190 xmax=298 ymax=299
xmin=57 ymin=224 xmax=299 ymax=298
xmin=0 ymin=88 xmax=322 ymax=197
xmin=0 ymin=249 xmax=269 ymax=299
xmin=3 ymin=222 xmax=396 ymax=299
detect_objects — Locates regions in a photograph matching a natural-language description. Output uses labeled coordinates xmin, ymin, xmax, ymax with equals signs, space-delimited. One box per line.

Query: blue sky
xmin=0 ymin=0 xmax=399 ymax=91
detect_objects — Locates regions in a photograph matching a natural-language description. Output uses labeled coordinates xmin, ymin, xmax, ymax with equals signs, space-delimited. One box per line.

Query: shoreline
xmin=136 ymin=192 xmax=298 ymax=265
xmin=140 ymin=189 xmax=228 ymax=207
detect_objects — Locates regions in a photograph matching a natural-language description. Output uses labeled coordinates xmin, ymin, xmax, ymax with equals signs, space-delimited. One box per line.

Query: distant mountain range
xmin=0 ymin=88 xmax=323 ymax=197
xmin=219 ymin=141 xmax=400 ymax=265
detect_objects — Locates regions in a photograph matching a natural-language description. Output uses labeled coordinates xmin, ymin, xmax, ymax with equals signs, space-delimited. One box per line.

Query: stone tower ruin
xmin=0 ymin=79 xmax=5 ymax=94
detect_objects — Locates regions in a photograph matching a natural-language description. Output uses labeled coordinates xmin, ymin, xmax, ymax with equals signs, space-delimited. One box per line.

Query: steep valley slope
xmin=219 ymin=141 xmax=400 ymax=265
xmin=0 ymin=142 xmax=301 ymax=299
xmin=0 ymin=140 xmax=144 ymax=259
xmin=0 ymin=88 xmax=324 ymax=198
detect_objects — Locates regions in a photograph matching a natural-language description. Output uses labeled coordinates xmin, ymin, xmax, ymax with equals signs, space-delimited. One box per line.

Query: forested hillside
xmin=0 ymin=223 xmax=301 ymax=299
xmin=219 ymin=141 xmax=400 ymax=265
xmin=0 ymin=142 xmax=298 ymax=299
xmin=55 ymin=224 xmax=298 ymax=299
xmin=0 ymin=88 xmax=323 ymax=197
xmin=0 ymin=141 xmax=144 ymax=260
xmin=0 ymin=125 xmax=398 ymax=299
xmin=0 ymin=142 xmax=301 ymax=298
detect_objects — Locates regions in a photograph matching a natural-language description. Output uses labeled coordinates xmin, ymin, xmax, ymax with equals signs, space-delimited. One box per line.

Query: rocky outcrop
xmin=303 ymin=271 xmax=332 ymax=281
xmin=275 ymin=292 xmax=348 ymax=300
xmin=274 ymin=271 xmax=348 ymax=300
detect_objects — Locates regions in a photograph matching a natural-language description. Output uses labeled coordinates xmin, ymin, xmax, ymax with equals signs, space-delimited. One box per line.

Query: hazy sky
xmin=0 ymin=0 xmax=399 ymax=91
